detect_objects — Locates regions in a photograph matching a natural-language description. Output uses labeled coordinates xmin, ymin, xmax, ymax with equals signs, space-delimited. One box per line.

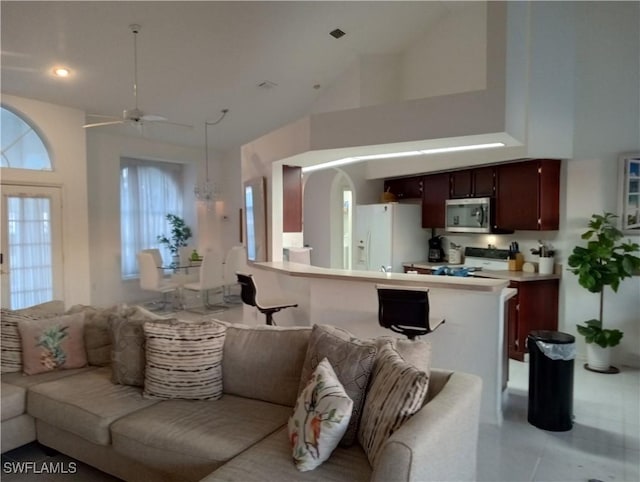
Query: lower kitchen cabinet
xmin=507 ymin=279 xmax=560 ymax=361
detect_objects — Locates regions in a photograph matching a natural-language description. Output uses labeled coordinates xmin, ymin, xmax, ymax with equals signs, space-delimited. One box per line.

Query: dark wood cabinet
xmin=421 ymin=173 xmax=450 ymax=228
xmin=495 ymin=159 xmax=561 ymax=230
xmin=450 ymin=166 xmax=496 ymax=198
xmin=383 ymin=176 xmax=423 ymax=199
xmin=282 ymin=165 xmax=302 ymax=232
xmin=506 ymin=279 xmax=560 ymax=361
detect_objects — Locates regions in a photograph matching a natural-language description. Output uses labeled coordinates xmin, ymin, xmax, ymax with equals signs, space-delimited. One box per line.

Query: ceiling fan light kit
xmin=83 ymin=24 xmax=191 ymax=131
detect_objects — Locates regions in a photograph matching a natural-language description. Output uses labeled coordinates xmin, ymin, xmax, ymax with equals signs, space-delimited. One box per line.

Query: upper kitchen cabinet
xmin=450 ymin=166 xmax=496 ymax=198
xmin=422 ymin=172 xmax=450 ymax=228
xmin=383 ymin=176 xmax=423 ymax=199
xmin=496 ymin=159 xmax=561 ymax=230
xmin=282 ymin=165 xmax=302 ymax=232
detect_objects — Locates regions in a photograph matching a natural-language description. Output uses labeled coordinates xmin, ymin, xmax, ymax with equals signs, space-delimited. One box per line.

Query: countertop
xmin=403 ymin=261 xmax=562 ymax=282
xmin=253 ymin=261 xmax=511 ymax=293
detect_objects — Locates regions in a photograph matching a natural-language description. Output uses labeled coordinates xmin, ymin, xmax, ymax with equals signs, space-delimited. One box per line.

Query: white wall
xmin=85 ymin=131 xmax=204 ymax=307
xmin=1 ymin=94 xmax=91 ymax=307
xmin=402 ymin=1 xmax=487 ymax=100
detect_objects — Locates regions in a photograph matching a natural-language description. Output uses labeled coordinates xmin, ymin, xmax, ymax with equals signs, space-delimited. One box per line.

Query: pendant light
xmin=194 ymin=109 xmax=229 ymax=205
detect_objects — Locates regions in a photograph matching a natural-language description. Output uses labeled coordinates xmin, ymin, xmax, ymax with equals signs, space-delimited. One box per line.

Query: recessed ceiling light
xmin=53 ymin=67 xmax=71 ymax=77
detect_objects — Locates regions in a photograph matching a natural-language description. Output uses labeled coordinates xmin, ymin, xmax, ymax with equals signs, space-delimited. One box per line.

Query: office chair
xmin=183 ymin=250 xmax=227 ymax=313
xmin=236 ymin=272 xmax=298 ymax=325
xmin=376 ymin=284 xmax=445 ymax=340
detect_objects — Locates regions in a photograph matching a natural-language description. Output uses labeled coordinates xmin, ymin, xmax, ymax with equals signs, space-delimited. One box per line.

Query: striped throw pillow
xmin=358 ymin=344 xmax=429 ymax=468
xmin=1 ymin=301 xmax=66 ymax=373
xmin=143 ymin=321 xmax=226 ymax=400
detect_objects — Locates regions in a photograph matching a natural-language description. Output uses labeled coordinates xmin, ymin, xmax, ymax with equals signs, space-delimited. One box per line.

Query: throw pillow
xmin=143 ymin=320 xmax=226 ymax=400
xmin=298 ymin=324 xmax=377 ymax=446
xmin=17 ymin=312 xmax=88 ymax=375
xmin=358 ymin=344 xmax=430 ymax=468
xmin=66 ymin=304 xmax=117 ymax=366
xmin=288 ymin=358 xmax=353 ymax=472
xmin=109 ymin=307 xmax=174 ymax=387
xmin=1 ymin=300 xmax=66 ymax=373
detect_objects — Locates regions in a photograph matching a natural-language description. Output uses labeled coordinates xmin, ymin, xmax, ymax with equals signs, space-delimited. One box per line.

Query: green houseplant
xmin=157 ymin=214 xmax=193 ymax=260
xmin=568 ymin=212 xmax=640 ymax=372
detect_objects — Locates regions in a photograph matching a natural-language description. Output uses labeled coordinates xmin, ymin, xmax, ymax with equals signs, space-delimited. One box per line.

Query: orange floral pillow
xmin=18 ymin=312 xmax=88 ymax=375
xmin=288 ymin=357 xmax=353 ymax=472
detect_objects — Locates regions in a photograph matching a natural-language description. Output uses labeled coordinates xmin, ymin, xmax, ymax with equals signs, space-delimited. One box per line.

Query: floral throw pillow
xmin=288 ymin=357 xmax=353 ymax=472
xmin=17 ymin=312 xmax=88 ymax=375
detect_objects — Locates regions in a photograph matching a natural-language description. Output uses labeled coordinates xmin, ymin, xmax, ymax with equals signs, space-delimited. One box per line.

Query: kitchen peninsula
xmin=248 ymin=261 xmax=516 ymax=425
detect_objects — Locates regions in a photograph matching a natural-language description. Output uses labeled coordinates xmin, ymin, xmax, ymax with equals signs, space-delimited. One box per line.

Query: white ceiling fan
xmin=83 ymin=24 xmax=191 ymax=130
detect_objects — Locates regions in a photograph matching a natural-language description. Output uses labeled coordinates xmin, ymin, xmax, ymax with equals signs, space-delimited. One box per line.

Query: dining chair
xmin=183 ymin=250 xmax=227 ymax=313
xmin=375 ymin=284 xmax=445 ymax=340
xmin=236 ymin=272 xmax=297 ymax=325
xmin=222 ymin=246 xmax=247 ymax=303
xmin=138 ymin=251 xmax=180 ymax=311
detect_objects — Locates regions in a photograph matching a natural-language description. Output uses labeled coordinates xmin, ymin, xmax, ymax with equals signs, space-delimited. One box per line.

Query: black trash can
xmin=527 ymin=330 xmax=575 ymax=431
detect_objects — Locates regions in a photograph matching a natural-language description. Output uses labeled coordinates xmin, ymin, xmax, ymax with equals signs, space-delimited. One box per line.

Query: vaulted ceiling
xmin=1 ymin=1 xmax=470 ymax=152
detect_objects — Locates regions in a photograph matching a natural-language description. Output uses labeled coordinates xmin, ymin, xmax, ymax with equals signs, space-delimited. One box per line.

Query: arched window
xmin=0 ymin=106 xmax=52 ymax=170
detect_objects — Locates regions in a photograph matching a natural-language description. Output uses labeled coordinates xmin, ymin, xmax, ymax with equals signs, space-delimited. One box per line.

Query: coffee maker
xmin=428 ymin=234 xmax=445 ymax=263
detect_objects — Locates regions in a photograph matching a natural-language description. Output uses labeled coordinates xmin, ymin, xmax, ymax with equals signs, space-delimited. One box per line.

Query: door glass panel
xmin=1 ymin=186 xmax=63 ymax=310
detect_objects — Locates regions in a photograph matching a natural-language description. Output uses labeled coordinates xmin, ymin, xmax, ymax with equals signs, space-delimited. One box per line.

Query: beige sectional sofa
xmin=1 ymin=306 xmax=482 ymax=482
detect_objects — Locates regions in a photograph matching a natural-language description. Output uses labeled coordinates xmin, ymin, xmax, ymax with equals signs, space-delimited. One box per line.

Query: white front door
xmin=0 ymin=184 xmax=64 ymax=309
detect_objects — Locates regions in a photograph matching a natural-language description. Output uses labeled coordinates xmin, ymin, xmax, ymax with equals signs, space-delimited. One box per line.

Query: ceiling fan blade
xmin=86 ymin=114 xmax=121 ymax=120
xmin=147 ymin=119 xmax=194 ymax=129
xmin=82 ymin=120 xmax=125 ymax=129
xmin=141 ymin=114 xmax=167 ymax=122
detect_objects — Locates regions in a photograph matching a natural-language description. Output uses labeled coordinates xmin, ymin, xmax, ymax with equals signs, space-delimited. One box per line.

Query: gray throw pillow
xmin=66 ymin=304 xmax=118 ymax=367
xmin=298 ymin=324 xmax=377 ymax=447
xmin=109 ymin=307 xmax=175 ymax=386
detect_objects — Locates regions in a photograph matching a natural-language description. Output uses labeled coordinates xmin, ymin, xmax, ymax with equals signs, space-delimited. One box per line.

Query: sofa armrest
xmin=370 ymin=370 xmax=482 ymax=482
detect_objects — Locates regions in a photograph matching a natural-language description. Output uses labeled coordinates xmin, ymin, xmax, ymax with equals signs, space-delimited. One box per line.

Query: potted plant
xmin=157 ymin=214 xmax=193 ymax=265
xmin=568 ymin=212 xmax=640 ymax=373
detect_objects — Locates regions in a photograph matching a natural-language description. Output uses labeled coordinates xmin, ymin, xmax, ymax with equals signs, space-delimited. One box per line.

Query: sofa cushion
xmin=143 ymin=320 xmax=226 ymax=400
xmin=27 ymin=367 xmax=158 ymax=446
xmin=199 ymin=427 xmax=371 ymax=482
xmin=66 ymin=304 xmax=116 ymax=366
xmin=18 ymin=312 xmax=88 ymax=375
xmin=298 ymin=324 xmax=377 ymax=446
xmin=1 ymin=300 xmax=66 ymax=373
xmin=1 ymin=366 xmax=95 ymax=389
xmin=218 ymin=320 xmax=311 ymax=407
xmin=358 ymin=344 xmax=429 ymax=468
xmin=1 ymin=382 xmax=27 ymax=420
xmin=289 ymin=358 xmax=353 ymax=472
xmin=111 ymin=395 xmax=292 ymax=481
xmin=109 ymin=308 xmax=176 ymax=387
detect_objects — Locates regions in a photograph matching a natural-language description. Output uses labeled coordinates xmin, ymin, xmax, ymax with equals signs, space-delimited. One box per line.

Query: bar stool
xmin=236 ymin=272 xmax=298 ymax=325
xmin=376 ymin=284 xmax=445 ymax=340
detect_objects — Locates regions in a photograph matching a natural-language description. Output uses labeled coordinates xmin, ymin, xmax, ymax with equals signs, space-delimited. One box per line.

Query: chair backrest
xmin=179 ymin=246 xmax=193 ymax=267
xmin=223 ymin=246 xmax=247 ymax=285
xmin=138 ymin=252 xmax=162 ymax=290
xmin=376 ymin=284 xmax=432 ymax=339
xmin=198 ymin=250 xmax=225 ymax=290
xmin=141 ymin=248 xmax=163 ymax=268
xmin=236 ymin=272 xmax=257 ymax=308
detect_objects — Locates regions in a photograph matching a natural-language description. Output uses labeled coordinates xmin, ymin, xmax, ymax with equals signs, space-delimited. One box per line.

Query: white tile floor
xmin=3 ymin=306 xmax=639 ymax=481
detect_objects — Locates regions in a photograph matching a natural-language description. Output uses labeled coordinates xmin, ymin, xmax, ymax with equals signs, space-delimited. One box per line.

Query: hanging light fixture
xmin=195 ymin=109 xmax=229 ymax=204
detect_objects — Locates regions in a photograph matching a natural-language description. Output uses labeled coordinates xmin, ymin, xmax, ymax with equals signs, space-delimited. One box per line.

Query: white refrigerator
xmin=354 ymin=203 xmax=428 ymax=273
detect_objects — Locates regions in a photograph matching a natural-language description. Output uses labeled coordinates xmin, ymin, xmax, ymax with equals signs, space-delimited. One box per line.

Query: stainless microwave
xmin=445 ymin=197 xmax=492 ymax=233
